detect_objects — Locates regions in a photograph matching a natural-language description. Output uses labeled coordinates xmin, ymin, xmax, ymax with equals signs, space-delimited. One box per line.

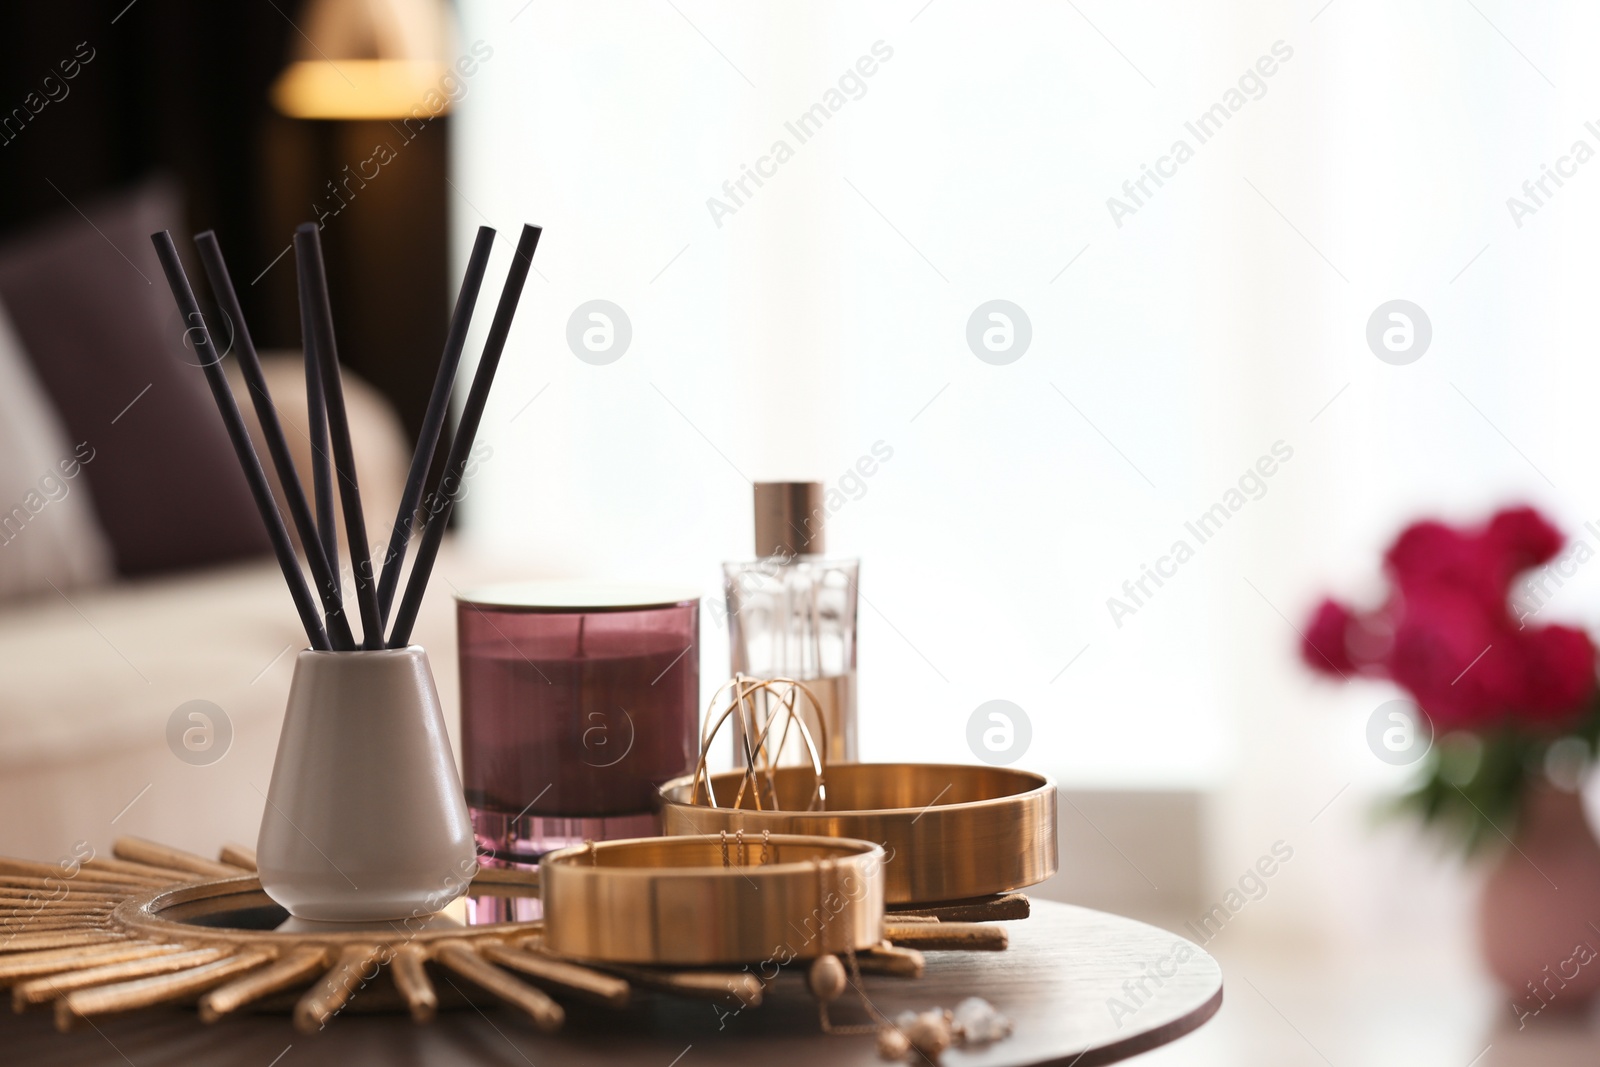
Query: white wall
xmin=453 ymin=0 xmax=1600 ymax=943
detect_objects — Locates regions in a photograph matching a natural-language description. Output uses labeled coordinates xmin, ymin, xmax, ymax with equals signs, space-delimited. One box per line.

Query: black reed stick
xmin=388 ymin=223 xmax=542 ymax=648
xmin=375 ymin=225 xmax=497 ymax=626
xmin=301 ymin=267 xmax=338 ymax=578
xmin=150 ymin=231 xmax=331 ymax=652
xmin=294 ymin=224 xmax=383 ymax=649
xmin=194 ymin=230 xmax=357 ymax=652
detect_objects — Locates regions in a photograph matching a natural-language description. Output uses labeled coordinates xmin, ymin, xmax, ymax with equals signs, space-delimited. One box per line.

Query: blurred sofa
xmin=0 ymin=354 xmax=511 ymax=863
xmin=0 ymin=181 xmax=531 ymax=863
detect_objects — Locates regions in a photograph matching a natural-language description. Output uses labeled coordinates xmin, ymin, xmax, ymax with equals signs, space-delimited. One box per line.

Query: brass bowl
xmin=659 ymin=763 xmax=1058 ymax=905
xmin=540 ymin=834 xmax=885 ymax=966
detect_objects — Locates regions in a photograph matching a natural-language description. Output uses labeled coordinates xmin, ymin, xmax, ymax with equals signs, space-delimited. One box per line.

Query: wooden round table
xmin=1 ymin=900 xmax=1222 ymax=1066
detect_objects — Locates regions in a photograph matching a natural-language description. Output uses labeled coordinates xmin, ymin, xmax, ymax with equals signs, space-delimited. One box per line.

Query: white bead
xmin=953 ymin=996 xmax=1013 ymax=1043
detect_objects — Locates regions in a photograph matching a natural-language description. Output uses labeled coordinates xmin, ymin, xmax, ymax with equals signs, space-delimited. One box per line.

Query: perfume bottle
xmin=723 ymin=482 xmax=859 ymax=764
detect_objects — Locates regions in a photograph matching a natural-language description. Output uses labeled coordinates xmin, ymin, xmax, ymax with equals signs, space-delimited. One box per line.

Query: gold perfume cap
xmin=754 ymin=481 xmax=825 ymax=557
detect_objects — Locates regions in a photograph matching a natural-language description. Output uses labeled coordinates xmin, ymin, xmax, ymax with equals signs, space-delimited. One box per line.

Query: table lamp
xmin=270 ymin=0 xmax=455 ymax=120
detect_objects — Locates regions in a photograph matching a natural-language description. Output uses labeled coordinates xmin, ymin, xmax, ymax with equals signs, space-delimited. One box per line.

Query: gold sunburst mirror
xmin=0 ymin=837 xmax=1015 ymax=1037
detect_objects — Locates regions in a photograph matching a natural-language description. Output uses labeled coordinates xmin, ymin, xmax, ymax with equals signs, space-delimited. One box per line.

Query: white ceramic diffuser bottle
xmin=257 ymin=646 xmax=477 ymax=922
xmin=151 ymin=221 xmax=540 ymax=925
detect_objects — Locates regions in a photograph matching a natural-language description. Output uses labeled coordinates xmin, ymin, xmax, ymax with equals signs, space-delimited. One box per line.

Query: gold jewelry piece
xmin=692 ymin=676 xmax=831 ymax=811
xmin=812 ymin=855 xmax=888 ymax=1037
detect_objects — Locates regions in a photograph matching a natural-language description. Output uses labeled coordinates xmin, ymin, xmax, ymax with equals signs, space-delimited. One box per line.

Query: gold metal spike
xmin=0 ymin=890 xmax=122 ymax=904
xmin=0 ymin=932 xmax=123 ymax=954
xmin=0 ymin=924 xmax=113 ymax=936
xmin=0 ymin=916 xmax=117 ymax=930
xmin=0 ymin=914 xmax=113 ymax=928
xmin=0 ymin=894 xmax=120 ymax=906
xmin=0 ymin=861 xmax=151 ymax=889
xmin=882 ymin=921 xmax=1008 ymax=951
xmin=218 ymin=844 xmax=258 ymax=872
xmin=888 ymin=891 xmax=1032 ymax=923
xmin=55 ymin=948 xmax=274 ymax=1031
xmin=0 ymin=942 xmax=179 ymax=983
xmin=199 ymin=946 xmax=326 ymax=1023
xmin=589 ymin=960 xmax=765 ymax=1006
xmin=1 ymin=909 xmax=118 ymax=922
xmin=390 ymin=945 xmax=437 ymax=1023
xmin=856 ymin=943 xmax=925 ymax=978
xmin=14 ymin=947 xmax=230 ymax=1008
xmin=294 ymin=944 xmax=384 ymax=1034
xmin=83 ymin=857 xmax=193 ymax=884
xmin=433 ymin=941 xmax=564 ymax=1033
xmin=0 ymin=920 xmax=111 ymax=937
xmin=0 ymin=876 xmax=138 ymax=896
xmin=112 ymin=838 xmax=249 ymax=880
xmin=479 ymin=943 xmax=630 ymax=1008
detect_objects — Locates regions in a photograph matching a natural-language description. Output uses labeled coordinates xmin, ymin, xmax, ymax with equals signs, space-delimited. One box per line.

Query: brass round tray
xmin=541 ymin=834 xmax=885 ymax=966
xmin=659 ymin=763 xmax=1058 ymax=905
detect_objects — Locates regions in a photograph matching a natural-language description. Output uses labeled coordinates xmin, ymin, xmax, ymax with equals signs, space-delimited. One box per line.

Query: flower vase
xmin=1480 ymin=783 xmax=1600 ymax=1016
xmin=257 ymin=646 xmax=477 ymax=922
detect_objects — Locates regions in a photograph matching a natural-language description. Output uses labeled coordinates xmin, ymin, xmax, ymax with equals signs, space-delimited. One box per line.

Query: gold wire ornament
xmin=691 ymin=675 xmax=830 ymax=812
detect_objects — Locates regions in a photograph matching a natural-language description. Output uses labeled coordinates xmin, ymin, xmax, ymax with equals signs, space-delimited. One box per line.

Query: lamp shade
xmin=271 ymin=0 xmax=456 ymax=120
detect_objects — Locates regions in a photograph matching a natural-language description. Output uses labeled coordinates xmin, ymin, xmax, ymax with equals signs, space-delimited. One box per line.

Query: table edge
xmin=1044 ymin=980 xmax=1224 ymax=1067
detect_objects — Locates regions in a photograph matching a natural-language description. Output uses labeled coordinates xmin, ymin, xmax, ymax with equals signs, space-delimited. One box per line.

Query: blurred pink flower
xmin=1301 ymin=507 xmax=1596 ymax=731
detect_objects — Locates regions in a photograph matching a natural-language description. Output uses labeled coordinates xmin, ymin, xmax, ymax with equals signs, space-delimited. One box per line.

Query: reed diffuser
xmin=151 ymin=221 xmax=542 ymax=920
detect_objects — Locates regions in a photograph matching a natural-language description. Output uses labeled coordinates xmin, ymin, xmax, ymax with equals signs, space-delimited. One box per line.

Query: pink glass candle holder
xmin=456 ymin=582 xmax=700 ymax=871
